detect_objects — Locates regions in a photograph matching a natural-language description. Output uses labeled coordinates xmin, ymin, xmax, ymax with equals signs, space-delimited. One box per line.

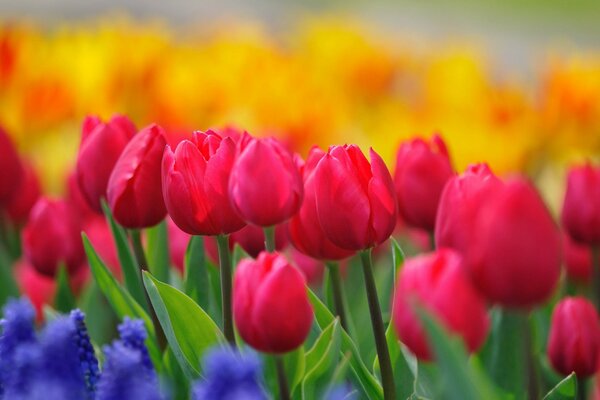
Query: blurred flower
xmin=5 ymin=162 xmax=41 ymax=225
xmin=0 ymin=125 xmax=23 ymax=206
xmin=117 ymin=317 xmax=154 ymax=374
xmin=167 ymin=217 xmax=190 ymax=274
xmin=562 ymin=163 xmax=600 ymax=245
xmin=563 ymin=233 xmax=592 ymax=283
xmin=230 ymin=224 xmax=288 ymax=259
xmin=70 ymin=309 xmax=100 ymax=396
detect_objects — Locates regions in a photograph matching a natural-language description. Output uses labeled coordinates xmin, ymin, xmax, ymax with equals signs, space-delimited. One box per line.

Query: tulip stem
xmin=359 ymin=249 xmax=396 ymax=400
xmin=275 ymin=356 xmax=290 ymax=400
xmin=593 ymin=246 xmax=600 ymax=311
xmin=216 ymin=234 xmax=235 ymax=344
xmin=264 ymin=226 xmax=276 ymax=252
xmin=576 ymin=375 xmax=586 ymax=400
xmin=130 ymin=229 xmax=167 ymax=350
xmin=521 ymin=312 xmax=540 ymax=400
xmin=325 ymin=261 xmax=349 ymax=331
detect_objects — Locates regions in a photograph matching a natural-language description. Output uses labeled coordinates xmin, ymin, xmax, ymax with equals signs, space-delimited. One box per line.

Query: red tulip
xmin=394 ymin=135 xmax=453 ymax=231
xmin=65 ymin=172 xmax=96 ymax=224
xmin=5 ymin=162 xmax=41 ymax=224
xmin=233 ymin=252 xmax=313 ymax=353
xmin=562 ymin=164 xmax=600 ymax=245
xmin=435 ymin=163 xmax=503 ymax=253
xmin=162 ymin=130 xmax=245 ymax=235
xmin=548 ymin=297 xmax=600 ymax=377
xmin=392 ymin=249 xmax=489 ymax=361
xmin=76 ymin=114 xmax=136 ymax=213
xmin=288 ymin=147 xmax=354 ymax=261
xmin=107 ymin=124 xmax=168 ymax=228
xmin=563 ymin=233 xmax=592 ymax=283
xmin=229 ymin=133 xmax=303 ymax=226
xmin=468 ymin=178 xmax=561 ymax=308
xmin=313 ymin=145 xmax=397 ymax=250
xmin=230 ymin=224 xmax=288 ymax=258
xmin=0 ymin=125 xmax=23 ymax=205
xmin=167 ymin=217 xmax=191 ymax=274
xmin=22 ymin=197 xmax=85 ymax=277
xmin=289 ymin=248 xmax=325 ymax=285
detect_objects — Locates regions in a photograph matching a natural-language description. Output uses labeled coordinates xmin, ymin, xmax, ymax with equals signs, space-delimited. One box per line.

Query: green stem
xmin=216 ymin=235 xmax=235 ymax=344
xmin=593 ymin=246 xmax=600 ymax=311
xmin=576 ymin=375 xmax=586 ymax=400
xmin=275 ymin=356 xmax=290 ymax=400
xmin=264 ymin=226 xmax=276 ymax=253
xmin=325 ymin=261 xmax=349 ymax=331
xmin=130 ymin=229 xmax=167 ymax=349
xmin=359 ymin=249 xmax=396 ymax=400
xmin=521 ymin=312 xmax=540 ymax=400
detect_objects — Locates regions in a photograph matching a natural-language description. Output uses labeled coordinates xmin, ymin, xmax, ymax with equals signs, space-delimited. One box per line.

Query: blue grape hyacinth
xmin=70 ymin=309 xmax=100 ymax=397
xmin=117 ymin=317 xmax=154 ymax=374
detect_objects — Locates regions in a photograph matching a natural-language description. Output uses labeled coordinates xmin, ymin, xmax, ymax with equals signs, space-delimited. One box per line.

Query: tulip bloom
xmin=107 ymin=124 xmax=168 ymax=228
xmin=162 ymin=130 xmax=245 ymax=235
xmin=233 ymin=252 xmax=313 ymax=353
xmin=563 ymin=233 xmax=592 ymax=283
xmin=288 ymin=147 xmax=354 ymax=261
xmin=313 ymin=145 xmax=397 ymax=250
xmin=548 ymin=297 xmax=600 ymax=377
xmin=76 ymin=115 xmax=137 ymax=213
xmin=394 ymin=135 xmax=453 ymax=231
xmin=392 ymin=249 xmax=489 ymax=361
xmin=231 ymin=224 xmax=288 ymax=258
xmin=22 ymin=197 xmax=85 ymax=277
xmin=435 ymin=163 xmax=503 ymax=253
xmin=6 ymin=162 xmax=41 ymax=225
xmin=0 ymin=125 xmax=23 ymax=205
xmin=468 ymin=178 xmax=561 ymax=308
xmin=562 ymin=164 xmax=600 ymax=245
xmin=229 ymin=134 xmax=303 ymax=227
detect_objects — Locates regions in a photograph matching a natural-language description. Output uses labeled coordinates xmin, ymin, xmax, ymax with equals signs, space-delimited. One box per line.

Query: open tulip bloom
xmin=3 ymin=119 xmax=600 ymax=400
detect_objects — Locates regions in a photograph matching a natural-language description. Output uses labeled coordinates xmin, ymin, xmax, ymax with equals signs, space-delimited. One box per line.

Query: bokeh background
xmin=1 ymin=0 xmax=600 ymax=210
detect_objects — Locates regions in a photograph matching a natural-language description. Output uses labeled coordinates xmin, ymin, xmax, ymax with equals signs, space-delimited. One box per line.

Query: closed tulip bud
xmin=313 ymin=145 xmax=397 ymax=250
xmin=162 ymin=130 xmax=246 ymax=235
xmin=6 ymin=162 xmax=41 ymax=225
xmin=548 ymin=297 xmax=600 ymax=377
xmin=233 ymin=252 xmax=313 ymax=353
xmin=562 ymin=164 xmax=600 ymax=245
xmin=435 ymin=163 xmax=503 ymax=253
xmin=563 ymin=233 xmax=592 ymax=283
xmin=392 ymin=249 xmax=489 ymax=361
xmin=394 ymin=135 xmax=453 ymax=231
xmin=468 ymin=178 xmax=561 ymax=308
xmin=0 ymin=125 xmax=24 ymax=205
xmin=229 ymin=133 xmax=303 ymax=226
xmin=76 ymin=115 xmax=136 ymax=213
xmin=230 ymin=224 xmax=288 ymax=258
xmin=288 ymin=147 xmax=354 ymax=261
xmin=107 ymin=124 xmax=167 ymax=228
xmin=22 ymin=197 xmax=85 ymax=277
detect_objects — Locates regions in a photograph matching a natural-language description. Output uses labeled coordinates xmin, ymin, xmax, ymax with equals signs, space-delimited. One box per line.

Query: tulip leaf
xmin=543 ymin=373 xmax=576 ymax=400
xmin=143 ymin=271 xmax=224 ymax=380
xmin=391 ymin=238 xmax=405 ymax=275
xmin=146 ymin=220 xmax=171 ymax=283
xmin=0 ymin=244 xmax=19 ymax=306
xmin=101 ymin=201 xmax=147 ymax=310
xmin=308 ymin=289 xmax=383 ymax=400
xmin=183 ymin=235 xmax=210 ymax=310
xmin=54 ymin=264 xmax=76 ymax=313
xmin=285 ymin=345 xmax=306 ymax=394
xmin=419 ymin=309 xmax=500 ymax=400
xmin=82 ymin=233 xmax=161 ymax=367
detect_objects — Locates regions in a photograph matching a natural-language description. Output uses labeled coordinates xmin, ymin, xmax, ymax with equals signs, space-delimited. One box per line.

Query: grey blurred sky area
xmin=1 ymin=0 xmax=599 ymax=72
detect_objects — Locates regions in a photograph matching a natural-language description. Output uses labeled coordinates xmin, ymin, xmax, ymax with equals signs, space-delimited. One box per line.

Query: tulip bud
xmin=233 ymin=252 xmax=313 ymax=353
xmin=22 ymin=197 xmax=85 ymax=277
xmin=435 ymin=163 xmax=503 ymax=253
xmin=313 ymin=145 xmax=397 ymax=250
xmin=548 ymin=297 xmax=600 ymax=377
xmin=562 ymin=164 xmax=600 ymax=245
xmin=0 ymin=125 xmax=24 ymax=205
xmin=162 ymin=130 xmax=245 ymax=235
xmin=392 ymin=249 xmax=489 ymax=361
xmin=229 ymin=133 xmax=303 ymax=226
xmin=468 ymin=178 xmax=561 ymax=308
xmin=563 ymin=233 xmax=592 ymax=283
xmin=230 ymin=224 xmax=288 ymax=258
xmin=65 ymin=172 xmax=96 ymax=224
xmin=394 ymin=135 xmax=453 ymax=231
xmin=107 ymin=124 xmax=168 ymax=228
xmin=76 ymin=115 xmax=137 ymax=213
xmin=288 ymin=147 xmax=354 ymax=261
xmin=5 ymin=162 xmax=41 ymax=225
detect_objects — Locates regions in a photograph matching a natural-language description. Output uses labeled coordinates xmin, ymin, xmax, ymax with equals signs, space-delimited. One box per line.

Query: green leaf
xmin=143 ymin=271 xmax=224 ymax=380
xmin=543 ymin=373 xmax=576 ymax=400
xmin=163 ymin=348 xmax=190 ymax=400
xmin=419 ymin=310 xmax=500 ymax=400
xmin=308 ymin=289 xmax=383 ymax=400
xmin=82 ymin=233 xmax=160 ymax=366
xmin=183 ymin=235 xmax=210 ymax=310
xmin=391 ymin=238 xmax=405 ymax=274
xmin=146 ymin=220 xmax=171 ymax=283
xmin=286 ymin=346 xmax=306 ymax=394
xmin=0 ymin=245 xmax=19 ymax=306
xmin=101 ymin=201 xmax=147 ymax=310
xmin=54 ymin=264 xmax=76 ymax=313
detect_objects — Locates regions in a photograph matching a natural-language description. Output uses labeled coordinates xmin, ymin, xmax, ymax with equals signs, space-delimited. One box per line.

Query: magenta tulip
xmin=562 ymin=164 xmax=600 ymax=245
xmin=0 ymin=125 xmax=23 ymax=205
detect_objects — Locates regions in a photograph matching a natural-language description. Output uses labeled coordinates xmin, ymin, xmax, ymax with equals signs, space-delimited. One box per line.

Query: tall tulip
xmin=76 ymin=115 xmax=136 ymax=213
xmin=394 ymin=135 xmax=453 ymax=232
xmin=392 ymin=249 xmax=489 ymax=361
xmin=562 ymin=164 xmax=600 ymax=245
xmin=107 ymin=124 xmax=167 ymax=229
xmin=0 ymin=125 xmax=23 ymax=206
